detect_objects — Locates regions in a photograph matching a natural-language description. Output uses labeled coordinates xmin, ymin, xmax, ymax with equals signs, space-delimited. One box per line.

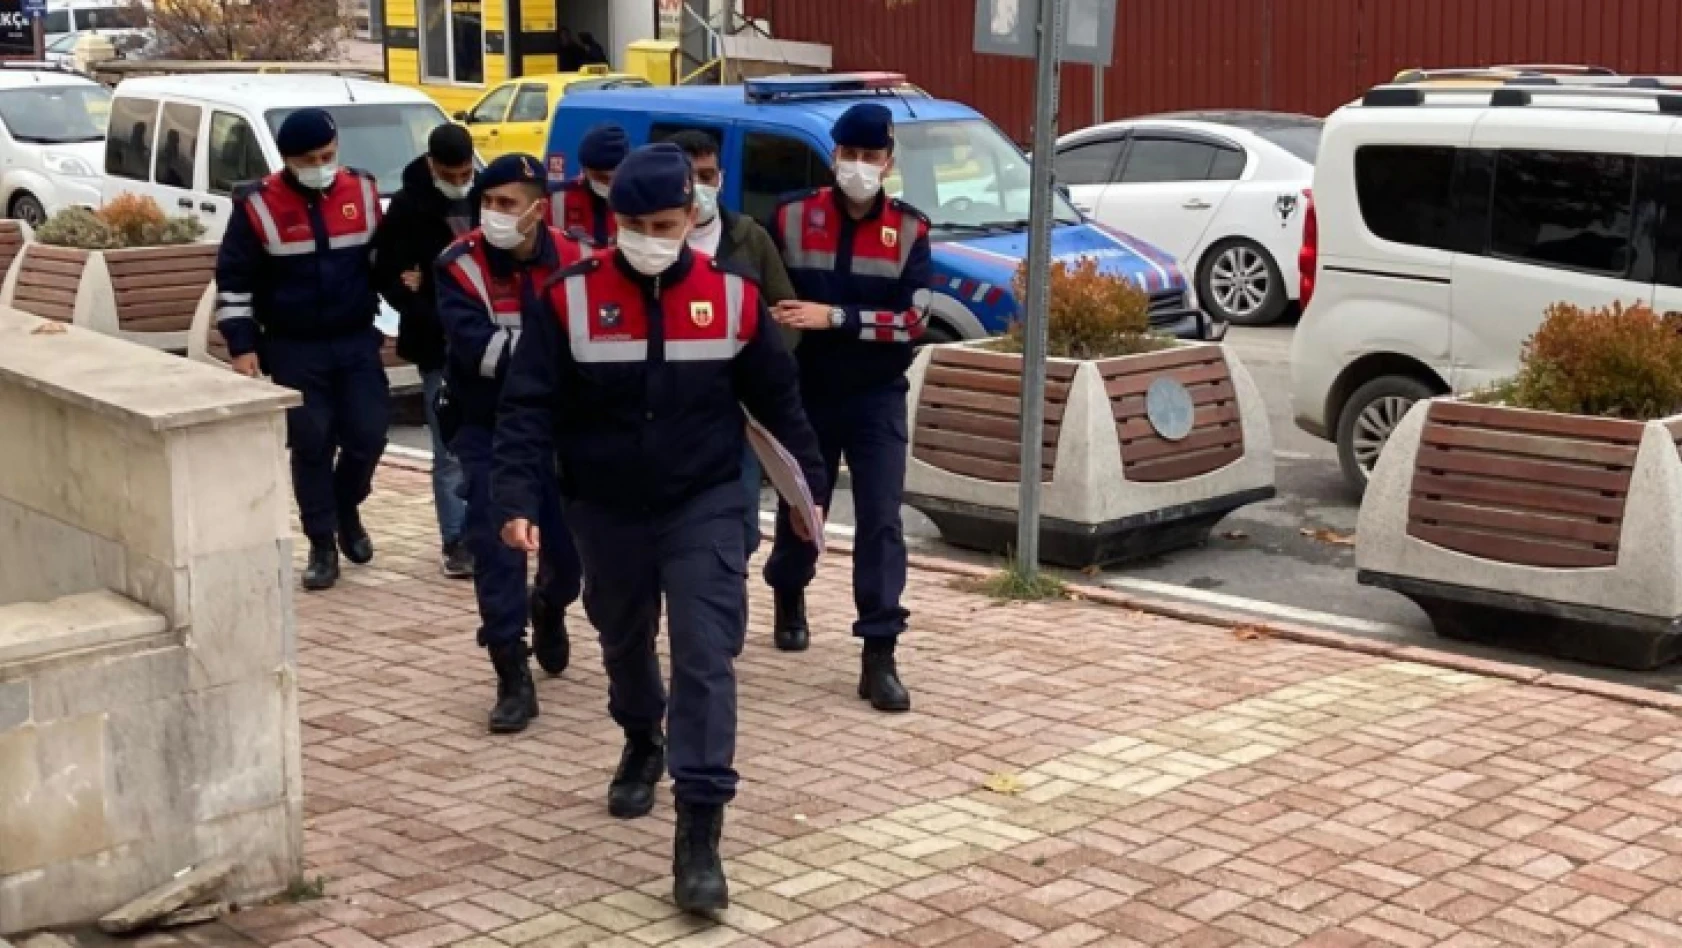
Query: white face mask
xmin=589 ymin=177 xmax=612 ymax=199
xmin=481 ymin=208 xmax=534 ymax=250
xmin=618 ymin=227 xmax=685 ymax=276
xmin=292 ymin=162 xmax=338 ymax=191
xmin=694 ymin=183 xmax=720 ymax=224
xmin=435 ymin=178 xmax=473 ymax=201
xmin=835 ymin=159 xmax=884 ymax=202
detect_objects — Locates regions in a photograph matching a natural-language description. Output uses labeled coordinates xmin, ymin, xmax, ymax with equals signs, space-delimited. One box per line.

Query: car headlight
xmin=44 ymin=152 xmax=98 ymax=178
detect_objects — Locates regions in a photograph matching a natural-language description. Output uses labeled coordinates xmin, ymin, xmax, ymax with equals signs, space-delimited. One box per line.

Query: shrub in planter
xmin=1358 ymin=301 xmax=1682 ymax=669
xmin=2 ymin=195 xmax=217 ymax=353
xmin=903 ymin=257 xmax=1275 ymax=568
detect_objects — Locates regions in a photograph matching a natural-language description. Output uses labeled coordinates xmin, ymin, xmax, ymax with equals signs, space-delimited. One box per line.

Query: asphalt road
xmin=389 ymin=326 xmax=1682 ymax=694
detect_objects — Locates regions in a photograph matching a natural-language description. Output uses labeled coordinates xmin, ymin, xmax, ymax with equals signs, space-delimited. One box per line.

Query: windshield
xmin=1258 ymin=124 xmax=1322 ymax=163
xmin=266 ymin=103 xmax=451 ymax=197
xmin=0 ymin=84 xmax=110 ymax=144
xmin=47 ymin=34 xmax=77 ymax=53
xmin=884 ymin=119 xmax=1082 ymax=235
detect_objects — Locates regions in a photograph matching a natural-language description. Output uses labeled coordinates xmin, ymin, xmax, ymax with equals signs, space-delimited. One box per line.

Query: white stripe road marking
xmin=1099 ymin=576 xmax=1408 ymax=638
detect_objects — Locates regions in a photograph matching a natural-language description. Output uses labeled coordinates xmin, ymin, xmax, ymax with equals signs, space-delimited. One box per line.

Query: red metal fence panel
xmin=742 ymin=0 xmax=1682 ymax=143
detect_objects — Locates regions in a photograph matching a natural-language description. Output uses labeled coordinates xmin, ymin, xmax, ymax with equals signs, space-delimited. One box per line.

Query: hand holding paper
xmin=744 ymin=410 xmax=825 ymax=554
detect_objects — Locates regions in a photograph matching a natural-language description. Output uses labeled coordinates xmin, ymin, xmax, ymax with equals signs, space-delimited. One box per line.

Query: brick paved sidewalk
xmin=173 ymin=466 xmax=1682 ymax=947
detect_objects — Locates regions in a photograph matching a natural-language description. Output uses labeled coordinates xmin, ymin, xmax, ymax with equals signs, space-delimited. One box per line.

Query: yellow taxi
xmin=455 ymin=66 xmax=652 ymax=160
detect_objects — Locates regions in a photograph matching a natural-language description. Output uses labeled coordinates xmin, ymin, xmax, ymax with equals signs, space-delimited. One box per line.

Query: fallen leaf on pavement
xmin=1300 ymin=527 xmax=1356 ymax=546
xmin=982 ymin=772 xmax=1025 ymax=795
xmin=31 ymin=321 xmax=67 ymax=335
xmin=1220 ymin=530 xmax=1249 ymax=540
xmin=1081 ymin=565 xmax=1102 ymax=577
xmin=1232 ymin=624 xmax=1271 ymax=641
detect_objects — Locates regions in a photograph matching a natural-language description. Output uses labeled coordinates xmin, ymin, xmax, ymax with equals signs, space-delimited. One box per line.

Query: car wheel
xmin=1198 ymin=239 xmax=1287 ymax=327
xmin=9 ymin=193 xmax=46 ymax=229
xmin=1335 ymin=375 xmax=1437 ymax=496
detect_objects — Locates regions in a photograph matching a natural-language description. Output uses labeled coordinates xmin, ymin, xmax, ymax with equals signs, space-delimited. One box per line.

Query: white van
xmin=44 ymin=0 xmax=148 ymax=50
xmin=1290 ymin=78 xmax=1682 ymax=493
xmin=0 ymin=65 xmax=109 ymax=225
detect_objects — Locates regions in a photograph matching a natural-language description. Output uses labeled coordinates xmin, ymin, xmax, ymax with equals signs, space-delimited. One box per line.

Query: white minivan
xmin=1291 ymin=78 xmax=1682 ymax=493
xmin=99 ymin=74 xmax=455 ymax=353
xmin=0 ymin=65 xmax=109 ymax=225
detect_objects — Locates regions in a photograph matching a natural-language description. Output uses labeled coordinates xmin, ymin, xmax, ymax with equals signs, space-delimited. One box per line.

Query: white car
xmin=0 ymin=66 xmax=110 ymax=227
xmin=1052 ymin=111 xmax=1321 ymax=326
xmin=1291 ymin=78 xmax=1682 ymax=494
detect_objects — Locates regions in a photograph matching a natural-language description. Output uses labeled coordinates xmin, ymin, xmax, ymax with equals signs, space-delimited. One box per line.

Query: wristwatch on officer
xmin=828 ymin=307 xmax=846 ymax=329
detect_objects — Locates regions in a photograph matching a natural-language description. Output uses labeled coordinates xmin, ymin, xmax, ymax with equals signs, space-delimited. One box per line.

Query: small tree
xmin=130 ymin=0 xmax=350 ymax=62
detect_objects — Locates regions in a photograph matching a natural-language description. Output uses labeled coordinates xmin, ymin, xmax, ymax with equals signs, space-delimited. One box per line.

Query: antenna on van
xmin=343 ymin=78 xmax=357 ymax=103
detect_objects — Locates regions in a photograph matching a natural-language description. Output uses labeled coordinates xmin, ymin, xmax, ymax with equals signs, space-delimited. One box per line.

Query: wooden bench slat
xmin=1410 ymin=472 xmax=1626 ymax=520
xmin=914 ymin=427 xmax=1058 ymax=468
xmin=1410 ymin=523 xmax=1617 ymax=568
xmin=912 ymin=445 xmax=1052 ymax=483
xmin=1117 ymin=401 xmax=1241 ymax=440
xmin=115 ymin=284 xmax=212 ymax=307
xmin=1430 ymin=400 xmax=1645 ymax=445
xmin=1422 ymin=421 xmax=1639 ymax=468
xmin=115 ymin=301 xmax=198 ymax=323
xmin=931 ymin=346 xmax=1080 ymax=381
xmin=921 ymin=386 xmax=1068 ymax=422
xmin=27 ymin=246 xmax=91 ymax=263
xmin=1112 ymin=381 xmax=1238 ymax=419
xmin=1414 ymin=447 xmax=1633 ymax=494
xmin=917 ymin=406 xmax=1059 ymax=444
xmin=1125 ymin=445 xmax=1244 ymax=482
xmin=16 ymin=285 xmax=77 ymax=307
xmin=1105 ymin=361 xmax=1231 ymax=398
xmin=1096 ymin=345 xmax=1223 ymax=379
xmin=1121 ymin=425 xmax=1245 ymax=465
xmin=926 ymin=364 xmax=1073 ymax=401
xmin=1408 ymin=497 xmax=1621 ymax=547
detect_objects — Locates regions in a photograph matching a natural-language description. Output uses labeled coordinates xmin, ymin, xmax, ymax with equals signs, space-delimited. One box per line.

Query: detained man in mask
xmin=435 ymin=154 xmax=587 ymax=735
xmin=373 ymin=122 xmax=478 ymax=579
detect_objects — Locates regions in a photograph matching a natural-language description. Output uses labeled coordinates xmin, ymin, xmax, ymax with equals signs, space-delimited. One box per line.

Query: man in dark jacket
xmin=372 ymin=123 xmax=478 ymax=578
xmin=668 ymin=129 xmax=796 ymax=564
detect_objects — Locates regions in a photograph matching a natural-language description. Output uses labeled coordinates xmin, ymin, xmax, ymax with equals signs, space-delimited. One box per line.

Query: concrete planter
xmin=188 ymin=281 xmax=419 ymax=393
xmin=1 ymin=242 xmax=218 ymax=354
xmin=903 ymin=341 xmax=1276 ymax=568
xmin=1357 ymin=398 xmax=1682 ymax=669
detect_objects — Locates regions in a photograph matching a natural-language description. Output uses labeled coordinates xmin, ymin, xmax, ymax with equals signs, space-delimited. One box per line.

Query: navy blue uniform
xmin=763 ymin=187 xmax=933 ymax=640
xmin=493 ymin=248 xmax=825 ymax=805
xmin=437 ymin=225 xmax=585 ymax=648
xmin=215 ymin=168 xmax=389 ymax=543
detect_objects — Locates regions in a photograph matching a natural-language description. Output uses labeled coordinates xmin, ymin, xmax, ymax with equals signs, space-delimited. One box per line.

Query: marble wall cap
xmin=0 ymin=308 xmax=300 ymax=433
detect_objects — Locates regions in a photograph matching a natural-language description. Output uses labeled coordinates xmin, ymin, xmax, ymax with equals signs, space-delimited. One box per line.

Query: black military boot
xmin=338 ymin=507 xmax=374 ymax=565
xmin=772 ymin=588 xmax=809 ymax=652
xmin=301 ymin=538 xmax=340 ymax=591
xmin=487 ymin=642 xmax=539 ymax=734
xmin=529 ymin=588 xmax=570 ymax=676
xmin=858 ymin=638 xmax=911 ymax=713
xmin=608 ymin=730 xmax=665 ymax=818
xmin=672 ymin=802 xmax=728 ymax=914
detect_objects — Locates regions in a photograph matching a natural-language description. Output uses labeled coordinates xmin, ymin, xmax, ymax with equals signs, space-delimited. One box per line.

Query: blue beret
xmin=277 ymin=108 xmax=337 ymax=158
xmin=832 ymin=103 xmax=894 ymax=151
xmin=608 ymin=144 xmax=693 ymax=216
xmin=479 ymin=153 xmax=543 ymax=191
xmin=579 ymin=124 xmax=630 ymax=171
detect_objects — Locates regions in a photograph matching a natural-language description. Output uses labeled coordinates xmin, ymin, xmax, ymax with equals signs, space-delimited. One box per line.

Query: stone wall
xmin=0 ymin=308 xmax=303 ymax=934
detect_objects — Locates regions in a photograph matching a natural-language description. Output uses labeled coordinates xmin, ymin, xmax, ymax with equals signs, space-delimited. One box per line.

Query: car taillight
xmin=1298 ymin=188 xmax=1318 ymax=312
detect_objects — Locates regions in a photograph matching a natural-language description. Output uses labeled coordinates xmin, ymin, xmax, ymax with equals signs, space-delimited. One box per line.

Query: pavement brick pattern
xmin=173 ymin=467 xmax=1682 ymax=946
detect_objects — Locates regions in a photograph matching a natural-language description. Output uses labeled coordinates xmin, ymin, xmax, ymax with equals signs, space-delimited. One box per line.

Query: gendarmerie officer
xmin=763 ymin=103 xmax=932 ymax=712
xmin=492 ymin=144 xmax=825 ymax=913
xmin=436 ymin=154 xmax=586 ymax=734
xmin=215 ymin=107 xmax=389 ymax=591
xmin=550 ymin=123 xmax=628 ymax=246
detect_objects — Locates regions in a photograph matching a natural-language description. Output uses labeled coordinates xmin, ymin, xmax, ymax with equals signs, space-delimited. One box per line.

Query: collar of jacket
xmin=830 ymin=186 xmax=886 ymax=223
xmin=611 ymin=242 xmax=697 ymax=290
xmin=485 ymin=224 xmax=557 ymax=278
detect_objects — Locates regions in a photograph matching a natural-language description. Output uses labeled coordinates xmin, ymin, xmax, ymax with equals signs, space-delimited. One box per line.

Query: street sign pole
xmin=1013 ymin=0 xmax=1065 ymax=576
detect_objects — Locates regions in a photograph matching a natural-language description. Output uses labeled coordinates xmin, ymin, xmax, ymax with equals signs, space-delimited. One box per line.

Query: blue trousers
xmin=452 ymin=424 xmax=580 ymax=648
xmin=740 ymin=444 xmax=762 ymax=557
xmin=567 ymin=481 xmax=747 ymax=806
xmin=266 ymin=331 xmax=390 ymax=542
xmin=764 ymin=383 xmax=909 ymax=640
xmin=421 ymin=369 xmax=467 ymax=547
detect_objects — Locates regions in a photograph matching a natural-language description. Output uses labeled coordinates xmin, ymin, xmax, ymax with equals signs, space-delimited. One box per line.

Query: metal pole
xmin=1014 ymin=0 xmax=1064 ymax=576
xmin=1093 ymin=64 xmax=1103 ymax=124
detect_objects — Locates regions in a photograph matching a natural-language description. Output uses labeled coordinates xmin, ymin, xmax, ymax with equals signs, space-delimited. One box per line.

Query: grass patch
xmin=281 ymin=876 xmax=328 ymax=903
xmin=958 ymin=560 xmax=1068 ymax=601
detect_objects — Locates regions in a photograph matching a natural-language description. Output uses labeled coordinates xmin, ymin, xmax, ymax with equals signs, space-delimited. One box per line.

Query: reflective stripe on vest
xmin=779 ymin=193 xmax=921 ymax=280
xmin=561 ymin=271 xmax=747 ymax=365
xmin=245 ymin=173 xmax=378 ymax=258
xmin=850 ymin=211 xmax=922 ymax=279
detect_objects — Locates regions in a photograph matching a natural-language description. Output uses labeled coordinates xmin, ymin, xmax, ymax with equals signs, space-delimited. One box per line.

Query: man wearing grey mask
xmin=373 ymin=123 xmax=478 ymax=580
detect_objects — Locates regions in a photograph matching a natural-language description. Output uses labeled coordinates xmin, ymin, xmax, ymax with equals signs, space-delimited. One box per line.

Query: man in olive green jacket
xmin=671 ymin=130 xmax=799 ymax=562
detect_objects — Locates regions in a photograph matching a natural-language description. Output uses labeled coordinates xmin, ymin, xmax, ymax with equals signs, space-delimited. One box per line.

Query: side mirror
xmin=453 ymin=111 xmax=467 ymax=121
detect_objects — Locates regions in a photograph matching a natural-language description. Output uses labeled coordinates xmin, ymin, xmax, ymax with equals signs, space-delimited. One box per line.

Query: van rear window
xmin=1354 ymin=145 xmax=1460 ymax=250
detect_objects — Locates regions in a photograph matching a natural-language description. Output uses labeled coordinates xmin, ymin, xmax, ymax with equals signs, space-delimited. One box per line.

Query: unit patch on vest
xmin=690 ymin=301 xmax=714 ymax=328
xmin=807 ymin=207 xmax=826 ymax=231
xmin=599 ymin=303 xmax=622 ymax=330
xmin=342 ymin=202 xmax=360 ymax=221
xmin=881 ymin=225 xmax=898 ymax=248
